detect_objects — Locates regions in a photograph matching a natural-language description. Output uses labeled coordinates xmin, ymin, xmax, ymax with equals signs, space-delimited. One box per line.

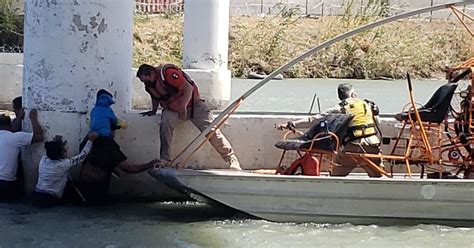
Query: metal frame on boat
xmin=170 ymin=1 xmax=474 ymax=166
xmin=344 ymin=67 xmax=474 ymax=179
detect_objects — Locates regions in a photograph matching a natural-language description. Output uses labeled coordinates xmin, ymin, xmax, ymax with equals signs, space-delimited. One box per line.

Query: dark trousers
xmin=32 ymin=191 xmax=60 ymax=208
xmin=0 ymin=154 xmax=25 ymax=202
xmin=79 ymin=164 xmax=112 ymax=205
xmin=31 ymin=181 xmax=84 ymax=208
xmin=0 ymin=180 xmax=22 ymax=201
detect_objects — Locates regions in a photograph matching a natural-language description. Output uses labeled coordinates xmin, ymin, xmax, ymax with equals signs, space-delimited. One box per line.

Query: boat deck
xmin=174 ymin=169 xmax=471 ymax=182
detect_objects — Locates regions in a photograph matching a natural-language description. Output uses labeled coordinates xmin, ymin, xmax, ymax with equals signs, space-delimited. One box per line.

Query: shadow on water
xmin=140 ymin=201 xmax=251 ymax=223
xmin=0 ymin=201 xmax=256 ymax=247
xmin=0 ymin=200 xmax=252 ymax=224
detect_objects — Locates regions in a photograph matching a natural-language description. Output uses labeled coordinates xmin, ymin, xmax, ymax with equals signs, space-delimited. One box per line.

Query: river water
xmin=1 ymin=201 xmax=473 ymax=247
xmin=1 ymin=78 xmax=473 ymax=247
xmin=231 ymin=78 xmax=464 ymax=114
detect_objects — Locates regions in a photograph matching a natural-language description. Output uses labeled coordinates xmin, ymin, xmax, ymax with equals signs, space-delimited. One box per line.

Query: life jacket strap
xmin=346 ymin=123 xmax=377 ymax=142
xmin=348 ymin=123 xmax=376 ymax=131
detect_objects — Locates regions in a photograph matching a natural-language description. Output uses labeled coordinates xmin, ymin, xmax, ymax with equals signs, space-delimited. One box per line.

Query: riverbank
xmin=133 ymin=15 xmax=472 ymax=80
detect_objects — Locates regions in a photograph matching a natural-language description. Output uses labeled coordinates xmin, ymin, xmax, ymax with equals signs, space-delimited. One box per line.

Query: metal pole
xmin=321 ymin=2 xmax=324 ymax=18
xmin=317 ymin=97 xmax=321 ymax=113
xmin=430 ymin=0 xmax=434 ymax=22
xmin=309 ymin=93 xmax=318 ymax=114
xmin=463 ymin=4 xmax=466 ymax=20
xmin=261 ymin=0 xmax=263 ymax=14
xmin=306 ymin=0 xmax=309 ymax=15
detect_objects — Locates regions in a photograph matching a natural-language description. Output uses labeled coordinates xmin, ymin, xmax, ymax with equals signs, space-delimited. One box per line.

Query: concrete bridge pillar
xmin=22 ymin=0 xmax=133 ymax=192
xmin=182 ymin=0 xmax=231 ymax=110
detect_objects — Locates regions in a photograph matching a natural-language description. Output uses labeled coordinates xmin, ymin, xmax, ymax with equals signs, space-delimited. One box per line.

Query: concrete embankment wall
xmin=0 ymin=54 xmax=22 ymax=109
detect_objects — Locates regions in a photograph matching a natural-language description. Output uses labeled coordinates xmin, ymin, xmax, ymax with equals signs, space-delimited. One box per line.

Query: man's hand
xmin=277 ymin=121 xmax=296 ymax=130
xmin=178 ymin=108 xmax=187 ymax=120
xmin=17 ymin=108 xmax=25 ymax=120
xmin=88 ymin=132 xmax=99 ymax=141
xmin=140 ymin=110 xmax=156 ymax=116
xmin=150 ymin=159 xmax=170 ymax=169
xmin=276 ymin=123 xmax=286 ymax=130
xmin=29 ymin=109 xmax=38 ymax=121
xmin=29 ymin=109 xmax=44 ymax=143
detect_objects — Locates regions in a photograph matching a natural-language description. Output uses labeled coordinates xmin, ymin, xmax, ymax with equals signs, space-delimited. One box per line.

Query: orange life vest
xmin=150 ymin=64 xmax=200 ymax=112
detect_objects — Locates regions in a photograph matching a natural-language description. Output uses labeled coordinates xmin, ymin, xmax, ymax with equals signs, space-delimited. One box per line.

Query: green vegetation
xmin=133 ymin=12 xmax=183 ymax=68
xmin=0 ymin=0 xmax=474 ymax=79
xmin=0 ymin=0 xmax=470 ymax=79
xmin=133 ymin=11 xmax=472 ymax=79
xmin=0 ymin=0 xmax=23 ymax=50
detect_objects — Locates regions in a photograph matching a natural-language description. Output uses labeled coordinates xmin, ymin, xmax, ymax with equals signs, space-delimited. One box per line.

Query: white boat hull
xmin=151 ymin=168 xmax=474 ymax=224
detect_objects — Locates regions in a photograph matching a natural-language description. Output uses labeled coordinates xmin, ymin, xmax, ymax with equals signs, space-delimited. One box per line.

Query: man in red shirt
xmin=136 ymin=64 xmax=241 ymax=170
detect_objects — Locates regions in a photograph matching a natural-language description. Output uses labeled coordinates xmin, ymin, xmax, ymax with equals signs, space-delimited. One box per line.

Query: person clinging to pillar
xmin=11 ymin=96 xmax=23 ymax=132
xmin=0 ymin=109 xmax=44 ymax=201
xmin=78 ymin=89 xmax=159 ymax=205
xmin=32 ymin=132 xmax=98 ymax=208
xmin=136 ymin=63 xmax=242 ymax=170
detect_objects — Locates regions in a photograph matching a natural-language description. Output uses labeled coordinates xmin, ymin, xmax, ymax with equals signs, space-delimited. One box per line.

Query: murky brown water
xmin=1 ymin=202 xmax=473 ymax=247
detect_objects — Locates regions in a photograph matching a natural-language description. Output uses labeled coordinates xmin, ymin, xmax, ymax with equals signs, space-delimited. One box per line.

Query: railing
xmin=229 ymin=0 xmax=474 ymax=19
xmin=135 ymin=0 xmax=184 ymax=14
xmin=132 ymin=0 xmax=473 ymax=19
xmin=0 ymin=45 xmax=22 ymax=53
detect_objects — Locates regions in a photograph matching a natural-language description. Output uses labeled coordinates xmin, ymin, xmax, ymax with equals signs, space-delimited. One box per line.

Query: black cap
xmin=337 ymin=83 xmax=353 ymax=101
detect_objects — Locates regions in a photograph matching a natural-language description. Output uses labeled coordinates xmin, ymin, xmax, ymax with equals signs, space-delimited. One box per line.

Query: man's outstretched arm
xmin=118 ymin=159 xmax=158 ymax=174
xmin=141 ymin=91 xmax=159 ymax=116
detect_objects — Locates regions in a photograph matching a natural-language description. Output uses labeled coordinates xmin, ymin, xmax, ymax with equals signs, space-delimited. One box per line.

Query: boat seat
xmin=395 ymin=83 xmax=458 ymax=123
xmin=275 ymin=114 xmax=353 ymax=152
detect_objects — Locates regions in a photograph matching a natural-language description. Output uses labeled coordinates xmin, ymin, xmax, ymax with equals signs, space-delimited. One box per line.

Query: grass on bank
xmin=0 ymin=0 xmax=471 ymax=80
xmin=133 ymin=13 xmax=472 ymax=80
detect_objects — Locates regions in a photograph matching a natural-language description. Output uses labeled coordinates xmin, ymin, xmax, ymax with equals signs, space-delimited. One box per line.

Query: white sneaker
xmin=227 ymin=154 xmax=242 ymax=171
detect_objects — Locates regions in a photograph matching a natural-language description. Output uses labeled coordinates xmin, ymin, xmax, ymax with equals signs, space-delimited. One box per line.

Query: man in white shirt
xmin=33 ymin=133 xmax=97 ymax=207
xmin=0 ymin=109 xmax=44 ymax=201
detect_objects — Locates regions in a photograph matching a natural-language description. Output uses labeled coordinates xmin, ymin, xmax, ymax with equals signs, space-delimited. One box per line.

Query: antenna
xmin=308 ymin=93 xmax=318 ymax=114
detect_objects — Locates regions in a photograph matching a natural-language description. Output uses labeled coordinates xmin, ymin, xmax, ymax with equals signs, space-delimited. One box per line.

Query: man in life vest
xmin=136 ymin=64 xmax=242 ymax=170
xmin=328 ymin=83 xmax=382 ymax=177
xmin=278 ymin=83 xmax=382 ymax=177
